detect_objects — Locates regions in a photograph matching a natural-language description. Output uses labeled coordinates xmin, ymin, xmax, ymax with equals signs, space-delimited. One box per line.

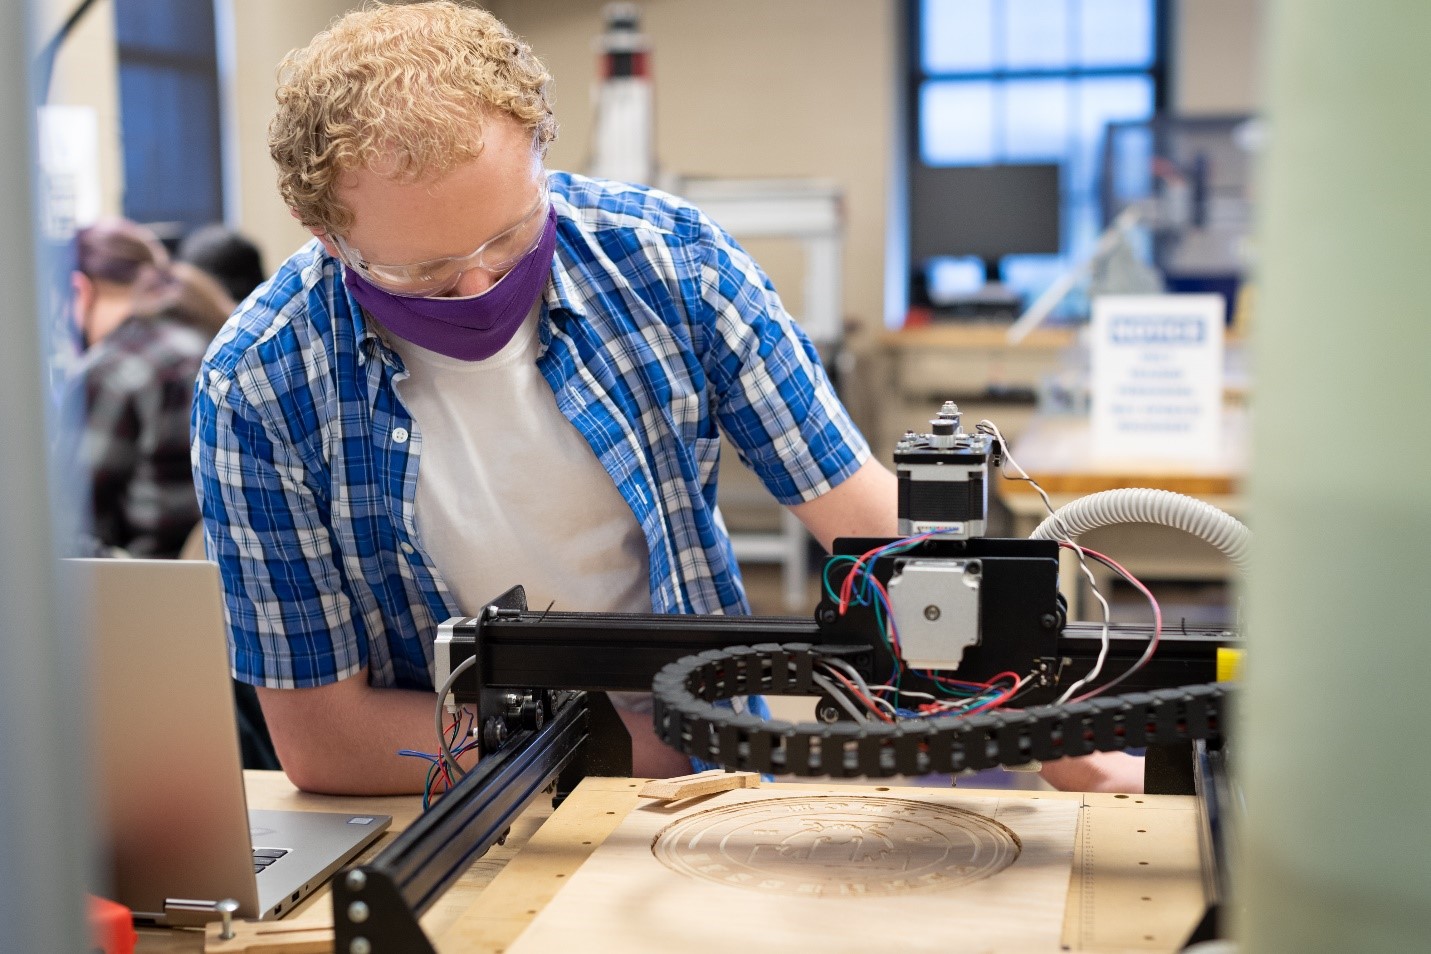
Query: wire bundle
xmin=975 ymin=419 xmax=1169 ymax=703
xmin=823 ymin=535 xmax=1031 ymax=721
xmin=399 ymin=707 xmax=479 ymax=810
xmin=810 ymin=417 xmax=1171 ymax=724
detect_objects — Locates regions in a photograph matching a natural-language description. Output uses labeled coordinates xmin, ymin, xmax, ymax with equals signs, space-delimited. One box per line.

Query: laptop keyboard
xmin=253 ymin=847 xmax=290 ymax=875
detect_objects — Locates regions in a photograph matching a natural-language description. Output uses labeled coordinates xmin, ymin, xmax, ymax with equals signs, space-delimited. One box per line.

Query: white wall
xmin=488 ymin=0 xmax=899 ymax=339
xmin=227 ymin=1 xmax=354 ymax=269
xmin=42 ymin=0 xmax=122 ymax=221
xmin=42 ymin=0 xmax=1266 ymax=304
xmin=42 ymin=0 xmax=352 ymax=268
xmin=1174 ymin=0 xmax=1266 ymax=115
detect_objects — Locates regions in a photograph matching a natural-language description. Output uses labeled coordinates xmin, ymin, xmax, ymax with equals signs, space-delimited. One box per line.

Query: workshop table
xmin=136 ymin=771 xmax=1210 ymax=953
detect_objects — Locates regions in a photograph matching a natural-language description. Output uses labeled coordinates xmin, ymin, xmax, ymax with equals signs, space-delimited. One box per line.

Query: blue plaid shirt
xmin=192 ymin=172 xmax=869 ymax=690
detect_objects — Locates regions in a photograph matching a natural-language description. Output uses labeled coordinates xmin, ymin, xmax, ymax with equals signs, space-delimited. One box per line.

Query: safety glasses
xmin=334 ymin=189 xmax=549 ymax=298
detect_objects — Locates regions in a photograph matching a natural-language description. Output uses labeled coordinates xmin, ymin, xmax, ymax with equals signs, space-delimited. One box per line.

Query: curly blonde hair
xmin=269 ymin=1 xmax=558 ymax=236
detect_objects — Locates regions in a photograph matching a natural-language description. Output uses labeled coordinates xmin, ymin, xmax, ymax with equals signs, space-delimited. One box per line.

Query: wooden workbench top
xmin=882 ymin=323 xmax=1079 ymax=350
xmin=442 ymin=778 xmax=1208 ymax=954
xmin=137 ymin=772 xmax=1208 ymax=953
xmin=997 ymin=408 xmax=1248 ymax=500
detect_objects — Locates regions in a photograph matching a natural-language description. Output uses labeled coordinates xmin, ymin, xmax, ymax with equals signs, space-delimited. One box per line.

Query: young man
xmin=194 ymin=1 xmax=1139 ymax=797
xmin=192 ymin=2 xmax=896 ymax=795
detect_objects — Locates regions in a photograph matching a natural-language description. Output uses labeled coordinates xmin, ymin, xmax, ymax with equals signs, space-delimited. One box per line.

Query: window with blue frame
xmin=114 ymin=0 xmax=222 ymax=241
xmin=910 ymin=0 xmax=1166 ymax=311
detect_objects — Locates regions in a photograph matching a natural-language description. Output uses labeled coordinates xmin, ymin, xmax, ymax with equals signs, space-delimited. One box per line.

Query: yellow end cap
xmin=1217 ymin=647 xmax=1243 ymax=682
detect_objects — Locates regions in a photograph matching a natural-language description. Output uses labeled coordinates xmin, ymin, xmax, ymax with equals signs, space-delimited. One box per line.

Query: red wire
xmin=1059 ymin=543 xmax=1164 ymax=703
xmin=426 ymin=767 xmax=441 ymax=806
xmin=866 ymin=575 xmax=904 ymax=657
xmin=838 ymin=534 xmax=940 ymax=613
xmin=979 ymin=670 xmax=1023 ymax=692
xmin=838 ymin=541 xmax=890 ymax=612
xmin=924 ymin=671 xmax=1014 ymax=690
xmin=949 ymin=671 xmax=1023 ymax=717
xmin=440 ymin=718 xmax=462 ymax=788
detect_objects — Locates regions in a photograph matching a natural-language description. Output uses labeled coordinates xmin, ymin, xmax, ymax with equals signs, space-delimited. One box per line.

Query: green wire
xmin=821 ymin=554 xmax=859 ymax=603
xmin=423 ymin=761 xmax=438 ymax=811
xmin=823 ymin=535 xmax=963 ymax=717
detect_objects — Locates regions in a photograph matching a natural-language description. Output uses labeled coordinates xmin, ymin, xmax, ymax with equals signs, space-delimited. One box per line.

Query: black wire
xmin=35 ymin=0 xmax=102 ymax=101
xmin=1003 ymin=673 xmax=1044 ymax=708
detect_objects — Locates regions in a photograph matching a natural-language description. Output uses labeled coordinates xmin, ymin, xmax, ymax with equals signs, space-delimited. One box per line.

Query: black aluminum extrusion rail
xmin=455 ymin=608 xmax=823 ymax=694
xmin=451 ymin=612 xmax=1225 ymax=703
xmin=330 ymin=691 xmax=589 ymax=954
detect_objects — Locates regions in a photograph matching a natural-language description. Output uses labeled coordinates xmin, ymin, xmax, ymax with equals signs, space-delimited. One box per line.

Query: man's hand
xmin=257 ymin=668 xmax=477 ymax=795
xmin=608 ymin=693 xmax=696 ymax=779
xmin=1038 ymin=751 xmax=1146 ymax=794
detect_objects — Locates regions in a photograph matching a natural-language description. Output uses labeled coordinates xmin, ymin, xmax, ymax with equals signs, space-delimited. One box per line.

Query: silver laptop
xmin=70 ymin=558 xmax=392 ymax=926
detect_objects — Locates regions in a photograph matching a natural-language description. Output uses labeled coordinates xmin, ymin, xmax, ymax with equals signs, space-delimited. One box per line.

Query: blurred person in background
xmin=59 ymin=218 xmax=281 ymax=770
xmin=60 ymin=218 xmax=233 ymax=559
xmin=178 ymin=223 xmax=267 ymax=305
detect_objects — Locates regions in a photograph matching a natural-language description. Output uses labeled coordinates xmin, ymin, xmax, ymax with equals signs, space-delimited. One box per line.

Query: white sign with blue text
xmin=1091 ymin=294 xmax=1224 ymax=461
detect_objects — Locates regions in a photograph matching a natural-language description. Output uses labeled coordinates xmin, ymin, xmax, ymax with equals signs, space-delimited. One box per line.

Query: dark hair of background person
xmin=133 ymin=262 xmax=235 ymax=340
xmin=75 ymin=216 xmax=168 ymax=286
xmin=177 ymin=223 xmax=266 ymax=305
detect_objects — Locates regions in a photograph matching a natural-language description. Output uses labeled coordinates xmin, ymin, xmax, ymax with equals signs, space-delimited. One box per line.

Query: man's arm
xmin=194 ymin=340 xmax=433 ymax=795
xmin=786 ymin=456 xmax=899 ymax=550
xmin=257 ymin=667 xmax=476 ymax=795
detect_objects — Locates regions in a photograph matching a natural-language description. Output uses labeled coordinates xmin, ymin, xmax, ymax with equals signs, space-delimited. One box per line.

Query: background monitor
xmin=909 ymin=162 xmax=1062 ymax=292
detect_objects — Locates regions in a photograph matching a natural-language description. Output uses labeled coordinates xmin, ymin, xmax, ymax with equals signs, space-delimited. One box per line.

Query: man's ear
xmin=294 ymin=207 xmax=341 ymax=259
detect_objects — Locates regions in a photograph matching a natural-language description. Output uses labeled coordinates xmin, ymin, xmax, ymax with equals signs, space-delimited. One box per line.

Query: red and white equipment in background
xmin=589 ymin=2 xmax=656 ymax=187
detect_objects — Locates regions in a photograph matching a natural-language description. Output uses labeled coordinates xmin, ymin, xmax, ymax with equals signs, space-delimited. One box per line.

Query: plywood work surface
xmin=437 ymin=779 xmax=1206 ymax=954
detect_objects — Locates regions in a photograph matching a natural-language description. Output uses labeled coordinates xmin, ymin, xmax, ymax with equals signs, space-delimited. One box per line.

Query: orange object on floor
xmin=89 ymin=895 xmax=137 ymax=954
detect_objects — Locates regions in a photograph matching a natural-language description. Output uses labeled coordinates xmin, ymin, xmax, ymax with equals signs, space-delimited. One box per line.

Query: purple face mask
xmin=342 ymin=207 xmax=557 ymax=361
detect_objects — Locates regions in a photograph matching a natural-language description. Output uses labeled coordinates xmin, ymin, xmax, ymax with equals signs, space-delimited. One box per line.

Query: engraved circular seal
xmin=651 ymin=796 xmax=1021 ymax=898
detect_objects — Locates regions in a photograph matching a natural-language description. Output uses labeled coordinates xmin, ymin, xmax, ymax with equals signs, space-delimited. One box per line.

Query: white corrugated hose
xmin=1027 ymin=488 xmax=1251 ymax=568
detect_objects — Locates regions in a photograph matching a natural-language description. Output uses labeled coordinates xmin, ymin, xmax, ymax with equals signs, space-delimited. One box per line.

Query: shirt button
xmin=400 ymin=542 xmax=415 ymax=554
xmin=392 ymin=427 xmax=410 ymax=444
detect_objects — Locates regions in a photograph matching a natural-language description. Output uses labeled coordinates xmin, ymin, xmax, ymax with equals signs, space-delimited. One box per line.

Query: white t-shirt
xmin=386 ymin=309 xmax=652 ymax=619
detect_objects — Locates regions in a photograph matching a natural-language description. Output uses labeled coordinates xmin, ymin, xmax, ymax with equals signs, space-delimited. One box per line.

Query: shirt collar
xmin=305 ymin=243 xmax=387 ymax=370
xmin=543 ymin=216 xmax=587 ymax=324
xmin=351 ymin=301 xmax=389 ymax=369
